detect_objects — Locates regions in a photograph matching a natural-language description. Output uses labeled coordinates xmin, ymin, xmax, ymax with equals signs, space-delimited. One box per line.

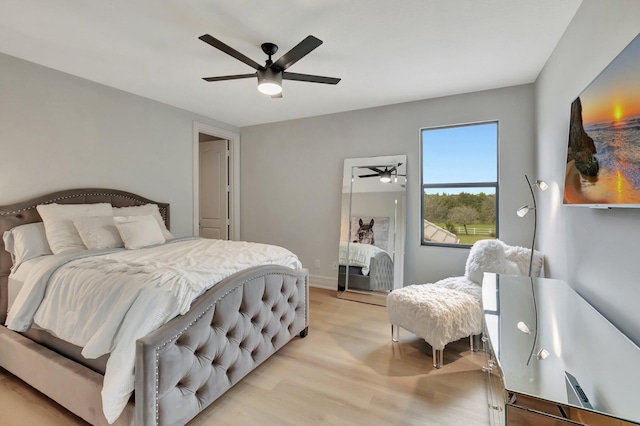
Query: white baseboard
xmin=309 ymin=274 xmax=337 ymax=290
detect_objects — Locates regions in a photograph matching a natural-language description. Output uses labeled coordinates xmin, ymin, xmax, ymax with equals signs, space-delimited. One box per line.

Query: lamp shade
xmin=516 ymin=205 xmax=531 ymax=217
xmin=517 ymin=321 xmax=532 ymax=334
xmin=536 ymin=348 xmax=550 ymax=360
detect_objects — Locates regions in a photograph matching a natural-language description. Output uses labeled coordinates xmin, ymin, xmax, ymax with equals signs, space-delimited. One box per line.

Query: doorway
xmin=199 ymin=136 xmax=228 ymax=239
xmin=192 ymin=122 xmax=240 ymax=240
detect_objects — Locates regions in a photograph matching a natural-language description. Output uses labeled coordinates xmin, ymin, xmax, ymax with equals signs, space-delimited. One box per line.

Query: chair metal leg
xmin=391 ymin=324 xmax=399 ymax=342
xmin=470 ymin=334 xmax=482 ymax=352
xmin=432 ymin=347 xmax=443 ymax=369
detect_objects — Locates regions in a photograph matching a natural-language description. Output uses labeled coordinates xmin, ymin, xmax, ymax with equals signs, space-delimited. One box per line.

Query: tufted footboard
xmin=134 ymin=265 xmax=309 ymax=426
xmin=369 ymin=251 xmax=394 ymax=291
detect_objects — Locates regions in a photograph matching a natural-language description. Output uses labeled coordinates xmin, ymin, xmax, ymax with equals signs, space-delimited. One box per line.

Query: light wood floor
xmin=0 ymin=288 xmax=490 ymax=425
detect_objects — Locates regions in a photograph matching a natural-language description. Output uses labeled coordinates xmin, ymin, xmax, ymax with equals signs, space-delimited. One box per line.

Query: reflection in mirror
xmin=338 ymin=155 xmax=407 ymax=306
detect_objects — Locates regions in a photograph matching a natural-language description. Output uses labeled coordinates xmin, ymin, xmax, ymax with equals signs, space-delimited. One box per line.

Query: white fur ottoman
xmin=386 ymin=278 xmax=483 ymax=368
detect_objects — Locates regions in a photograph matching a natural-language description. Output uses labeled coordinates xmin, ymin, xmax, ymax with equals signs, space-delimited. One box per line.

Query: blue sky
xmin=422 ymin=121 xmax=497 ymax=186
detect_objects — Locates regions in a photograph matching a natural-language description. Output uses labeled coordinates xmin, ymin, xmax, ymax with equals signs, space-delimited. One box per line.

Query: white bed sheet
xmin=7 ymin=256 xmax=50 ymax=312
xmin=6 ymin=237 xmax=302 ymax=424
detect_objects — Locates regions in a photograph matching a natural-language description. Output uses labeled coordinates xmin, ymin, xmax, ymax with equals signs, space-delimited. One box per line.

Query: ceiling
xmin=0 ymin=1 xmax=583 ymax=128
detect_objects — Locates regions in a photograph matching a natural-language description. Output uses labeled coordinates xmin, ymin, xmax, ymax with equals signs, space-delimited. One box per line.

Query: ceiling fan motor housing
xmin=257 ymin=68 xmax=282 ymax=95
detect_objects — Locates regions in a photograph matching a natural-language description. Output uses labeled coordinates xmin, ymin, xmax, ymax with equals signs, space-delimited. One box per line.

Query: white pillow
xmin=36 ymin=203 xmax=114 ymax=254
xmin=73 ymin=216 xmax=124 ymax=249
xmin=114 ymin=215 xmax=165 ymax=249
xmin=3 ymin=222 xmax=52 ymax=272
xmin=113 ymin=204 xmax=173 ymax=240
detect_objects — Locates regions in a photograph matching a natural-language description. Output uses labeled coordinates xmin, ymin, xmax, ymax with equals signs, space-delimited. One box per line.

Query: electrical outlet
xmin=314 ymin=259 xmax=320 ymax=268
xmin=332 ymin=261 xmax=338 ymax=270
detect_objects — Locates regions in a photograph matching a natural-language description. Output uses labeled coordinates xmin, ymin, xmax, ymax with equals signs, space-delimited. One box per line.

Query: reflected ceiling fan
xmin=358 ymin=164 xmax=405 ymax=183
xmin=199 ymin=34 xmax=341 ymax=98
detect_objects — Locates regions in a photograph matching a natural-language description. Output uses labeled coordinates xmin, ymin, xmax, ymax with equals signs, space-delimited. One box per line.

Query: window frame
xmin=419 ymin=120 xmax=500 ymax=249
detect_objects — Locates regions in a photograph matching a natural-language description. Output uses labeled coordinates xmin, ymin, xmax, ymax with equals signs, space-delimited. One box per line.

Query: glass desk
xmin=482 ymin=273 xmax=640 ymax=425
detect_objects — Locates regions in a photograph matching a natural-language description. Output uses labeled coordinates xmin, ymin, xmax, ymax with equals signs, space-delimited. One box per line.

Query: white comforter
xmin=6 ymin=238 xmax=301 ymax=424
xmin=338 ymin=242 xmax=388 ymax=275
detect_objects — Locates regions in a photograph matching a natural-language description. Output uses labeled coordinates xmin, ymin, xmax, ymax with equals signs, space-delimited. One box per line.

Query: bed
xmin=0 ymin=188 xmax=309 ymax=426
xmin=337 ymin=242 xmax=393 ymax=292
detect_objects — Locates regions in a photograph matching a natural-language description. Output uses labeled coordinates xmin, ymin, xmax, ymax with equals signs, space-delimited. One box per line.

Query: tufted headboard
xmin=0 ymin=188 xmax=170 ymax=324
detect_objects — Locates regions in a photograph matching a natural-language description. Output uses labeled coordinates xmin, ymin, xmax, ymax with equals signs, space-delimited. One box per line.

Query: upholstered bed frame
xmin=0 ymin=188 xmax=309 ymax=426
xmin=337 ymin=251 xmax=394 ymax=292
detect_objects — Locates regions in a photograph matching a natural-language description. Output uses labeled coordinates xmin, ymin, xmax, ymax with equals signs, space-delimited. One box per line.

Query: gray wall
xmin=535 ymin=0 xmax=640 ymax=345
xmin=0 ymin=52 xmax=238 ymax=237
xmin=240 ymin=84 xmax=536 ymax=285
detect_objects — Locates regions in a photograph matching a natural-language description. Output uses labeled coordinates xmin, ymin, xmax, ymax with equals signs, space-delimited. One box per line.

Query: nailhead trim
xmin=0 ymin=192 xmax=168 ymax=221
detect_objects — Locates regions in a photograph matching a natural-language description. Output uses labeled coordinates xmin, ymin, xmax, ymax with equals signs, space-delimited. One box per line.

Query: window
xmin=421 ymin=121 xmax=498 ymax=247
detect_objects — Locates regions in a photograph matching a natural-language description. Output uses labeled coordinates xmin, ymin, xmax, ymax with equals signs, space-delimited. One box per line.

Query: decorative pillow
xmin=73 ymin=216 xmax=124 ymax=249
xmin=114 ymin=215 xmax=165 ymax=249
xmin=36 ymin=203 xmax=114 ymax=254
xmin=113 ymin=204 xmax=173 ymax=240
xmin=2 ymin=222 xmax=52 ymax=272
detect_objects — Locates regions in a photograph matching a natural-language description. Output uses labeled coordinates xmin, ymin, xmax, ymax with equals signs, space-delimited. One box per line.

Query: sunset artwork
xmin=564 ymin=33 xmax=640 ymax=206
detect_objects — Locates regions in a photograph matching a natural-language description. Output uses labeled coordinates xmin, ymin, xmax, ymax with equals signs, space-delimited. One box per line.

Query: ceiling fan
xmin=199 ymin=34 xmax=341 ymax=97
xmin=358 ymin=164 xmax=405 ymax=183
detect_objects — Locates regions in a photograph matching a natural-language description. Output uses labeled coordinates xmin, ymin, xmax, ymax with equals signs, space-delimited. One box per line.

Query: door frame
xmin=192 ymin=121 xmax=240 ymax=240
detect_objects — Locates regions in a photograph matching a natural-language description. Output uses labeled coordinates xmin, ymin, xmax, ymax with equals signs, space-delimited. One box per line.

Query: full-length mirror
xmin=338 ymin=155 xmax=407 ymax=305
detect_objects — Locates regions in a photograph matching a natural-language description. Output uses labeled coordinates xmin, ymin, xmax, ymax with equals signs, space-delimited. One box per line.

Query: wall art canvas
xmin=564 ymin=33 xmax=640 ymax=206
xmin=350 ymin=216 xmax=390 ymax=251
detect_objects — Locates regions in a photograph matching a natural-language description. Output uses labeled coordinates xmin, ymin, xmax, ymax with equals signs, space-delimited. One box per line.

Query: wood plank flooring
xmin=0 ymin=288 xmax=490 ymax=425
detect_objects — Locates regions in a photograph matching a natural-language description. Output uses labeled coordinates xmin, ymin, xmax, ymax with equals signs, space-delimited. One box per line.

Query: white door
xmin=199 ymin=139 xmax=228 ymax=239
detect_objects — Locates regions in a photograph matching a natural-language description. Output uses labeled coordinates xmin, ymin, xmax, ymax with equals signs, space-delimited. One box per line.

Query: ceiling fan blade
xmin=358 ymin=174 xmax=379 ymax=178
xmin=283 ymin=72 xmax=341 ymax=85
xmin=272 ymin=35 xmax=323 ymax=71
xmin=366 ymin=167 xmax=385 ymax=173
xmin=202 ymin=73 xmax=256 ymax=82
xmin=199 ymin=34 xmax=263 ymax=71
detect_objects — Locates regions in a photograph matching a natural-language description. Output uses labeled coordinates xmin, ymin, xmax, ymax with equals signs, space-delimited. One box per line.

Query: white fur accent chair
xmin=386 ymin=239 xmax=543 ymax=368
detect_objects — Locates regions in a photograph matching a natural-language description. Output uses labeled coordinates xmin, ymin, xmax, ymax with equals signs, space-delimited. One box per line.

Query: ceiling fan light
xmin=258 ymin=82 xmax=282 ymax=95
xmin=257 ymin=69 xmax=282 ymax=95
xmin=380 ymin=171 xmax=392 ymax=183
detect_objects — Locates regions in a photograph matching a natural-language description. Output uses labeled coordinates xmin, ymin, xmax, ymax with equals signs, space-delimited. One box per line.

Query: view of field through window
xmin=421 ymin=122 xmax=498 ymax=246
